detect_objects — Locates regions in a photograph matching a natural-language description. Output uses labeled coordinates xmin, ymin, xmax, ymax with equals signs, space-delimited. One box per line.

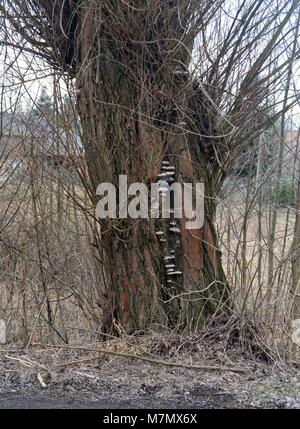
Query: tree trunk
xmin=75 ymin=2 xmax=229 ymax=334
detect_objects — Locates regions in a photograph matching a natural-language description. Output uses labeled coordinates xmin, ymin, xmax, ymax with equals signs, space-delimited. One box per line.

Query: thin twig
xmin=4 ymin=354 xmax=55 ymax=376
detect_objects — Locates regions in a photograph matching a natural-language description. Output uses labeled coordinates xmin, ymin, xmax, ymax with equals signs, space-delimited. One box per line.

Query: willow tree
xmin=1 ymin=0 xmax=299 ymax=334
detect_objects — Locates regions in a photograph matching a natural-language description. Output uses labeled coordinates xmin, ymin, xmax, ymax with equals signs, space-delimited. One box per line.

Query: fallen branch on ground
xmin=5 ymin=354 xmax=55 ymax=376
xmin=34 ymin=343 xmax=247 ymax=373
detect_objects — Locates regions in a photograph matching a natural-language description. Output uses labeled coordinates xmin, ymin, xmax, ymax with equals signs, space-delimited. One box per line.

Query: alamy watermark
xmin=96 ymin=175 xmax=204 ymax=230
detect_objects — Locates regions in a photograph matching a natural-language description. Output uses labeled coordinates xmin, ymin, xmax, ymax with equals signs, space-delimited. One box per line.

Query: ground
xmin=0 ymin=356 xmax=249 ymax=409
xmin=1 ymin=332 xmax=300 ymax=409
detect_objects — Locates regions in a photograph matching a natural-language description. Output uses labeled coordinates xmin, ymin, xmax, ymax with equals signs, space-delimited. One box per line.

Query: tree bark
xmin=75 ymin=2 xmax=229 ymax=334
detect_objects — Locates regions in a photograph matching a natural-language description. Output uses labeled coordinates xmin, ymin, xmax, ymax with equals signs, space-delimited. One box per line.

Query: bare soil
xmin=0 ymin=386 xmax=239 ymax=409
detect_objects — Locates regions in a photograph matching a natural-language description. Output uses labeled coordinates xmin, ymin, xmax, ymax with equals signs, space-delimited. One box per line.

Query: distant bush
xmin=269 ymin=180 xmax=296 ymax=207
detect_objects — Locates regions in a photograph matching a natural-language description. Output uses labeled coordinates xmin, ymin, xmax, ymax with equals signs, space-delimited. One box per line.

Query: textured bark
xmin=74 ymin=3 xmax=229 ymax=334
